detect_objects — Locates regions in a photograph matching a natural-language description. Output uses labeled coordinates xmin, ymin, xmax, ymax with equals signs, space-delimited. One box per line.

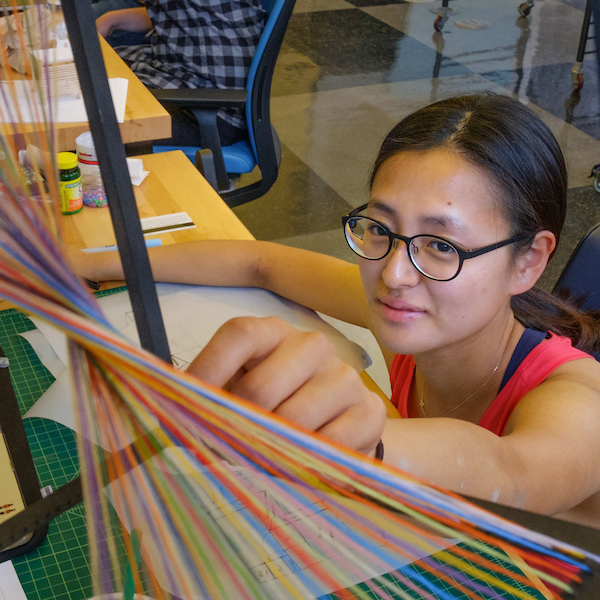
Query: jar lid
xmin=58 ymin=151 xmax=78 ymax=171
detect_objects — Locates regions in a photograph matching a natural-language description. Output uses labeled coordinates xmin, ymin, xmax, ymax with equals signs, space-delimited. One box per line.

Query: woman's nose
xmin=381 ymin=241 xmax=421 ymax=288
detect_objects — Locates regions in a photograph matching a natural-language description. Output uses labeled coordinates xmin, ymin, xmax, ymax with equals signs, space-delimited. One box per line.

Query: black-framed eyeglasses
xmin=342 ymin=204 xmax=531 ymax=282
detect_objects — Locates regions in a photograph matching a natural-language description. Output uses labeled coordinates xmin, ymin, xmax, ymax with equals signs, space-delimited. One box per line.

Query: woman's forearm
xmin=382 ymin=418 xmax=529 ymax=509
xmin=73 ymin=240 xmax=372 ymax=328
xmin=96 ymin=8 xmax=152 ymax=38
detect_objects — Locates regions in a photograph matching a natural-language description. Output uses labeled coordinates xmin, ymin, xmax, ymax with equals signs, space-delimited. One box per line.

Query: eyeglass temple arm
xmin=460 ymin=233 xmax=531 ymax=259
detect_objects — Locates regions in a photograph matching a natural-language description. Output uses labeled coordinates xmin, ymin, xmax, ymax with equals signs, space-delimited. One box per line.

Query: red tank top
xmin=389 ymin=333 xmax=591 ymax=435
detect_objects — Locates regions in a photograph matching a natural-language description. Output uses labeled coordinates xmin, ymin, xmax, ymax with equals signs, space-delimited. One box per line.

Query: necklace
xmin=418 ymin=328 xmax=513 ymax=418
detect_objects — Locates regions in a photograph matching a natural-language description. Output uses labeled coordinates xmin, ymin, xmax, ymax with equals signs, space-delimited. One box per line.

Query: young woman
xmin=74 ymin=93 xmax=600 ymax=527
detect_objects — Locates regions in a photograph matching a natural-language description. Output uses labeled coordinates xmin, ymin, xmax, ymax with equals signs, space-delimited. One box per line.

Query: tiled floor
xmin=231 ymin=0 xmax=600 ymax=390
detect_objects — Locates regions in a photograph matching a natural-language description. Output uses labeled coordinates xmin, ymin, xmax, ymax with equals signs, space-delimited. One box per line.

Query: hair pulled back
xmin=371 ymin=93 xmax=600 ymax=355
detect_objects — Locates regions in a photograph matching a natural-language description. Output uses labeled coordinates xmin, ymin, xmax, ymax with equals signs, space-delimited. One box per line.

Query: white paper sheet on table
xmin=126 ymin=157 xmax=149 ymax=186
xmin=23 ymin=284 xmax=371 ymax=446
xmin=0 ymin=77 xmax=128 ymax=123
xmin=0 ymin=561 xmax=28 ymax=600
xmin=106 ymin=450 xmax=454 ymax=599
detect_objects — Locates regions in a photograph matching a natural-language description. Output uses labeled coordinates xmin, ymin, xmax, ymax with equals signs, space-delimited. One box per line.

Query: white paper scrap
xmin=0 ymin=77 xmax=128 ymax=123
xmin=24 ymin=370 xmax=75 ymax=431
xmin=0 ymin=562 xmax=28 ymax=600
xmin=19 ymin=328 xmax=66 ymax=378
xmin=108 ymin=77 xmax=128 ymax=123
xmin=126 ymin=157 xmax=149 ymax=186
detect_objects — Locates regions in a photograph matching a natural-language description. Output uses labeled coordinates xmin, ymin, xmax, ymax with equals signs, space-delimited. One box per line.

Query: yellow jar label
xmin=60 ymin=179 xmax=83 ymax=214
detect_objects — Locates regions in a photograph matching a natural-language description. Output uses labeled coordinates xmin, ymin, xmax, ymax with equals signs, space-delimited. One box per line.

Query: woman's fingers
xmin=187 ymin=316 xmax=386 ymax=455
xmin=187 ymin=316 xmax=314 ymax=405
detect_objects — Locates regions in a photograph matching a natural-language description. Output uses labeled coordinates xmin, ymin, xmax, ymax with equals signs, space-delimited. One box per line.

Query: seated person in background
xmin=92 ymin=0 xmax=149 ymax=48
xmin=73 ymin=93 xmax=600 ymax=528
xmin=96 ymin=0 xmax=266 ymax=146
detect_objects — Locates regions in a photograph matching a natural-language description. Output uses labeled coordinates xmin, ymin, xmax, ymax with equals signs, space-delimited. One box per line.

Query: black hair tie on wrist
xmin=375 ymin=439 xmax=384 ymax=460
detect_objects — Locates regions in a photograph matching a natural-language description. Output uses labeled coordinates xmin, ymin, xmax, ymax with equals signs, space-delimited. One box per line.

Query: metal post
xmin=60 ymin=0 xmax=171 ymax=363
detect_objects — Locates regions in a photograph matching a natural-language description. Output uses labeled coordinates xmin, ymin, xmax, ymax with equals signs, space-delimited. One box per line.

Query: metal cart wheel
xmin=434 ymin=14 xmax=448 ymax=31
xmin=572 ymin=71 xmax=584 ymax=91
xmin=570 ymin=1 xmax=592 ymax=92
xmin=518 ymin=1 xmax=534 ymax=17
xmin=588 ymin=164 xmax=600 ymax=192
xmin=433 ymin=0 xmax=450 ymax=32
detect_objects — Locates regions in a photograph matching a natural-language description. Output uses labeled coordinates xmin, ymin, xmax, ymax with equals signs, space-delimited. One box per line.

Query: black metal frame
xmin=0 ymin=345 xmax=48 ymax=560
xmin=61 ymin=0 xmax=170 ymax=363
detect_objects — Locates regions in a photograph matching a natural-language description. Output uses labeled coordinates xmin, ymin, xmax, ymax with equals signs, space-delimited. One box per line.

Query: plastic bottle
xmin=58 ymin=152 xmax=83 ymax=215
xmin=76 ymin=131 xmax=107 ymax=208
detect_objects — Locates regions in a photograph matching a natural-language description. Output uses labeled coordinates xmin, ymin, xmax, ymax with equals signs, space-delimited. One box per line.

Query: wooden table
xmin=0 ymin=38 xmax=171 ymax=152
xmin=62 ymin=150 xmax=253 ymax=249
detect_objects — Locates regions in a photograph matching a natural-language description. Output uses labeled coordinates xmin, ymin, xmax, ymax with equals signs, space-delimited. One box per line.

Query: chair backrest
xmin=553 ymin=223 xmax=600 ymax=312
xmin=221 ymin=0 xmax=294 ymax=206
xmin=245 ymin=0 xmax=294 ymax=156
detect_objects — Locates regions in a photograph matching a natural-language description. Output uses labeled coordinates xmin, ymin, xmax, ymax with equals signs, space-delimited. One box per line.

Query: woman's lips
xmin=377 ymin=298 xmax=426 ymax=322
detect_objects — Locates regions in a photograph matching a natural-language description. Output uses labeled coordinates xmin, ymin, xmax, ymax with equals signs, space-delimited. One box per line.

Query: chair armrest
xmin=150 ymin=88 xmax=248 ymax=110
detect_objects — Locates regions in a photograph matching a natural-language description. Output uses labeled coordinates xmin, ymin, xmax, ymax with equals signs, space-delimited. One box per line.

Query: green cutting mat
xmin=1 ymin=291 xmax=129 ymax=600
xmin=321 ymin=548 xmax=550 ymax=600
xmin=0 ymin=308 xmax=89 ymax=600
xmin=0 ymin=305 xmax=559 ymax=600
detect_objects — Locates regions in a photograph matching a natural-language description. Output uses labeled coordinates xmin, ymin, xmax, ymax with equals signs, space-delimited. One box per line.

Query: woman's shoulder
xmin=505 ymin=350 xmax=600 ymax=444
xmin=499 ymin=332 xmax=600 ymax=434
xmin=540 ymin=332 xmax=600 ymax=384
xmin=544 ymin=346 xmax=600 ymax=388
xmin=515 ymin=337 xmax=600 ymax=416
xmin=519 ymin=331 xmax=597 ymax=376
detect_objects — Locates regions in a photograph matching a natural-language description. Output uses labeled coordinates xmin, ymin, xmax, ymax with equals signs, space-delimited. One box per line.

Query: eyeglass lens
xmin=345 ymin=217 xmax=461 ymax=280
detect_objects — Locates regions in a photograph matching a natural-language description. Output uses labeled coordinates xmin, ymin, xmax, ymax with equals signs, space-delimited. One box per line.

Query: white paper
xmin=126 ymin=157 xmax=149 ymax=186
xmin=28 ymin=316 xmax=69 ymax=364
xmin=108 ymin=77 xmax=128 ymax=123
xmin=22 ymin=285 xmax=371 ymax=441
xmin=24 ymin=370 xmax=74 ymax=430
xmin=19 ymin=328 xmax=66 ymax=378
xmin=31 ymin=46 xmax=74 ymax=64
xmin=108 ymin=285 xmax=371 ymax=373
xmin=106 ymin=452 xmax=453 ymax=599
xmin=0 ymin=562 xmax=28 ymax=600
xmin=0 ymin=77 xmax=128 ymax=123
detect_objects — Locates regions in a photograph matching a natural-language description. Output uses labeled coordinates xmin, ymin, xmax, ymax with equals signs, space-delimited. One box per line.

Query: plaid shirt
xmin=117 ymin=0 xmax=266 ymax=131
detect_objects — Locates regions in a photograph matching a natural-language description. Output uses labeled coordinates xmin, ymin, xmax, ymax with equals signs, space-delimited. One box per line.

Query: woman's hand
xmin=187 ymin=316 xmax=387 ymax=456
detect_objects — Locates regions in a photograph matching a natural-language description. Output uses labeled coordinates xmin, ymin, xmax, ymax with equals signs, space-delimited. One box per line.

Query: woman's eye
xmin=366 ymin=223 xmax=388 ymax=237
xmin=428 ymin=240 xmax=454 ymax=253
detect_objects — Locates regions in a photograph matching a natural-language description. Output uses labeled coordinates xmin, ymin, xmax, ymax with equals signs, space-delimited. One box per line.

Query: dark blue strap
xmin=498 ymin=328 xmax=548 ymax=393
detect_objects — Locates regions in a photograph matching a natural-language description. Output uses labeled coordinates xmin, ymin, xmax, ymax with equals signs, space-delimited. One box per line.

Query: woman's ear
xmin=509 ymin=230 xmax=556 ymax=295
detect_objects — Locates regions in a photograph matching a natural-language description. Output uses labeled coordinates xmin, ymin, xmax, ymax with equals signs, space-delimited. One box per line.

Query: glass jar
xmin=76 ymin=131 xmax=107 ymax=208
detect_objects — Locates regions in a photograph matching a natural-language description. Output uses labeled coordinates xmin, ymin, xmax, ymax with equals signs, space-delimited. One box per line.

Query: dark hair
xmin=371 ymin=93 xmax=600 ymax=355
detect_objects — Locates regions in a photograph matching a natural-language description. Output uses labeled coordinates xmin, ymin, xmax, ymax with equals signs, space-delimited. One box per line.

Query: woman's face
xmin=360 ymin=149 xmax=522 ymax=357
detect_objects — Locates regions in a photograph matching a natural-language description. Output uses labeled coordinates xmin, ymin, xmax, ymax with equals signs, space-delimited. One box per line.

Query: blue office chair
xmin=150 ymin=0 xmax=296 ymax=208
xmin=553 ymin=223 xmax=600 ymax=312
